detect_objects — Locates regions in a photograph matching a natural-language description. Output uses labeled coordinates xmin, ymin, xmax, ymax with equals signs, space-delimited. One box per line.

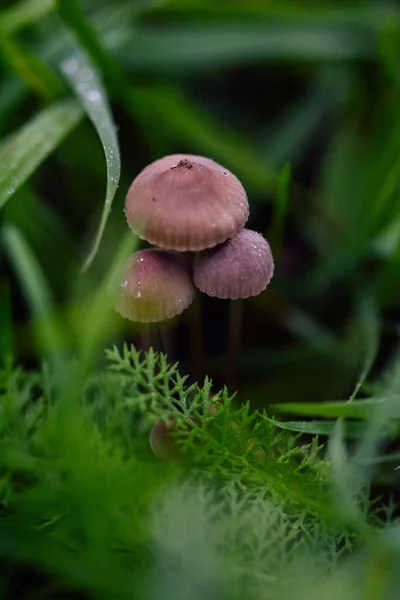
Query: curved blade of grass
xmin=128 ymin=84 xmax=276 ymax=193
xmin=119 ymin=23 xmax=373 ymax=72
xmin=0 ymin=32 xmax=63 ymax=100
xmin=0 ymin=282 xmax=13 ymax=361
xmin=0 ymin=98 xmax=82 ymax=209
xmin=270 ymin=398 xmax=395 ymax=420
xmin=0 ymin=77 xmax=28 ymax=134
xmin=348 ymin=293 xmax=379 ymax=402
xmin=0 ymin=0 xmax=55 ymax=35
xmin=59 ymin=50 xmax=121 ymax=272
xmin=328 ymin=420 xmax=365 ymax=525
xmin=265 ymin=416 xmax=380 ymax=438
xmin=80 ymin=231 xmax=138 ymax=367
xmin=2 ymin=224 xmax=65 ymax=362
xmin=268 ymin=162 xmax=291 ymax=259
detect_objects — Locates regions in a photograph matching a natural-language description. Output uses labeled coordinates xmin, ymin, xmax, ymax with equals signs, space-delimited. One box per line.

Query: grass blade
xmin=268 ymin=162 xmax=291 ymax=258
xmin=128 ymin=84 xmax=276 ymax=193
xmin=265 ymin=416 xmax=384 ymax=438
xmin=0 ymin=99 xmax=83 ymax=209
xmin=2 ymin=225 xmax=65 ymax=360
xmin=348 ymin=293 xmax=379 ymax=402
xmin=270 ymin=398 xmax=393 ymax=420
xmin=0 ymin=0 xmax=55 ymax=35
xmin=119 ymin=23 xmax=373 ymax=72
xmin=0 ymin=282 xmax=13 ymax=361
xmin=59 ymin=55 xmax=121 ymax=272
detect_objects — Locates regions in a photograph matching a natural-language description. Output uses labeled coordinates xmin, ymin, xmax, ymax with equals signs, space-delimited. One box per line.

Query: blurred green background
xmin=1 ymin=0 xmax=400 ymax=407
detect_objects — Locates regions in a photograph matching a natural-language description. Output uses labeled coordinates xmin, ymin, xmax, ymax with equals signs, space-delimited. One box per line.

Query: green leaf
xmin=0 ymin=31 xmax=63 ymax=100
xmin=328 ymin=420 xmax=365 ymax=525
xmin=0 ymin=0 xmax=55 ymax=35
xmin=0 ymin=99 xmax=83 ymax=209
xmin=348 ymin=293 xmax=379 ymax=402
xmin=59 ymin=50 xmax=121 ymax=271
xmin=266 ymin=416 xmax=376 ymax=438
xmin=2 ymin=225 xmax=65 ymax=361
xmin=56 ymin=0 xmax=120 ymax=84
xmin=0 ymin=282 xmax=13 ymax=360
xmin=0 ymin=77 xmax=28 ymax=134
xmin=270 ymin=398 xmax=394 ymax=420
xmin=119 ymin=23 xmax=373 ymax=72
xmin=268 ymin=162 xmax=291 ymax=257
xmin=128 ymin=84 xmax=277 ymax=194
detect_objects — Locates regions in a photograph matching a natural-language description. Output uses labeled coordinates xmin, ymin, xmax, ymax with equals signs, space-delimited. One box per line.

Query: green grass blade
xmin=265 ymin=416 xmax=385 ymax=438
xmin=59 ymin=50 xmax=121 ymax=271
xmin=348 ymin=293 xmax=379 ymax=402
xmin=328 ymin=420 xmax=365 ymax=525
xmin=2 ymin=224 xmax=65 ymax=360
xmin=56 ymin=0 xmax=119 ymax=85
xmin=0 ymin=77 xmax=28 ymax=134
xmin=268 ymin=162 xmax=291 ymax=257
xmin=270 ymin=398 xmax=392 ymax=419
xmin=0 ymin=99 xmax=83 ymax=209
xmin=0 ymin=282 xmax=13 ymax=361
xmin=128 ymin=84 xmax=277 ymax=193
xmin=0 ymin=0 xmax=55 ymax=35
xmin=119 ymin=23 xmax=373 ymax=72
xmin=79 ymin=232 xmax=138 ymax=368
xmin=0 ymin=31 xmax=63 ymax=100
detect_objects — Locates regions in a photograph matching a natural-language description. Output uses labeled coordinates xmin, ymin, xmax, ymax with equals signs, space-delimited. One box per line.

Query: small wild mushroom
xmin=125 ymin=154 xmax=249 ymax=251
xmin=149 ymin=416 xmax=201 ymax=462
xmin=193 ymin=229 xmax=274 ymax=390
xmin=115 ymin=248 xmax=195 ymax=323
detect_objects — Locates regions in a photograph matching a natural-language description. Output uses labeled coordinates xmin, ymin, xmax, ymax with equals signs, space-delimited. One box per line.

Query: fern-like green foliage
xmin=0 ymin=345 xmax=398 ymax=599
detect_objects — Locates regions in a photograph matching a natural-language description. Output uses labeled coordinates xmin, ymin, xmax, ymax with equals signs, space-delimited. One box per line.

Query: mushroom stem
xmin=189 ymin=292 xmax=205 ymax=384
xmin=226 ymin=299 xmax=243 ymax=392
xmin=138 ymin=324 xmax=152 ymax=353
xmin=160 ymin=322 xmax=174 ymax=361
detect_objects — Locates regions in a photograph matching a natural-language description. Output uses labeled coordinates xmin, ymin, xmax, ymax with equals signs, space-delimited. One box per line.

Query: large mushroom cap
xmin=115 ymin=249 xmax=195 ymax=323
xmin=194 ymin=229 xmax=274 ymax=300
xmin=125 ymin=154 xmax=249 ymax=251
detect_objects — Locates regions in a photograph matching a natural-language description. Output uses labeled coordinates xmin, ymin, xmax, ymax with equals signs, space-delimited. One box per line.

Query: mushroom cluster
xmin=115 ymin=153 xmax=274 ymax=331
xmin=116 ymin=153 xmax=275 ymax=461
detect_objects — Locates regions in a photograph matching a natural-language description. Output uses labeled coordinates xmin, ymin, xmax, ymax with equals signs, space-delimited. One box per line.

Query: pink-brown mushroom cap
xmin=125 ymin=154 xmax=249 ymax=251
xmin=194 ymin=229 xmax=274 ymax=300
xmin=115 ymin=249 xmax=195 ymax=323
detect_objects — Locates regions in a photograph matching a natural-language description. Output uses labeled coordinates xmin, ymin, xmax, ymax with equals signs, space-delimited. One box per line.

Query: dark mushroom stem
xmin=188 ymin=291 xmax=205 ymax=384
xmin=226 ymin=298 xmax=243 ymax=392
xmin=159 ymin=321 xmax=174 ymax=360
xmin=193 ymin=229 xmax=274 ymax=392
xmin=138 ymin=323 xmax=152 ymax=353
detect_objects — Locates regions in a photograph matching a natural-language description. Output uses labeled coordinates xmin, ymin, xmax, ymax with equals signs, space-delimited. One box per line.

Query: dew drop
xmin=77 ymin=82 xmax=88 ymax=94
xmin=121 ymin=280 xmax=128 ymax=287
xmin=87 ymin=90 xmax=101 ymax=102
xmin=61 ymin=58 xmax=78 ymax=74
xmin=135 ymin=290 xmax=142 ymax=298
xmin=80 ymin=67 xmax=94 ymax=81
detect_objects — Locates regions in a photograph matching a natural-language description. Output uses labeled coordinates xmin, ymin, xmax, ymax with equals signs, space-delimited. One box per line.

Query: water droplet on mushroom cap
xmin=125 ymin=154 xmax=249 ymax=251
xmin=115 ymin=249 xmax=195 ymax=323
xmin=193 ymin=229 xmax=274 ymax=299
